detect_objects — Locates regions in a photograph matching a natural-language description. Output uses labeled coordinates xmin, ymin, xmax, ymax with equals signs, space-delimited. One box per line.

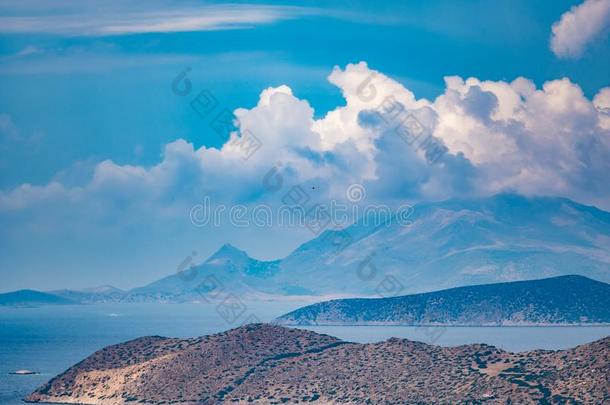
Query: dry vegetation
xmin=27 ymin=324 xmax=609 ymax=404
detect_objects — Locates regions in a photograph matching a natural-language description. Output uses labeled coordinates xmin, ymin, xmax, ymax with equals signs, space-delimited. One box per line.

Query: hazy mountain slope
xmin=125 ymin=243 xmax=285 ymax=301
xmin=275 ymin=194 xmax=610 ymax=295
xmin=275 ymin=275 xmax=610 ymax=325
xmin=94 ymin=194 xmax=610 ymax=300
xmin=50 ymin=286 xmax=125 ymax=303
xmin=28 ymin=324 xmax=610 ymax=404
xmin=0 ymin=290 xmax=76 ymax=306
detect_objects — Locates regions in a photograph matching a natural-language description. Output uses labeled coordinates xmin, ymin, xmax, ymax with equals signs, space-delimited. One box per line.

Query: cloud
xmin=550 ymin=0 xmax=610 ymax=58
xmin=1 ymin=62 xmax=610 ymax=237
xmin=15 ymin=45 xmax=42 ymax=57
xmin=0 ymin=113 xmax=43 ymax=145
xmin=2 ymin=62 xmax=610 ymax=289
xmin=594 ymin=87 xmax=610 ymax=129
xmin=429 ymin=75 xmax=610 ymax=207
xmin=0 ymin=114 xmax=19 ymax=141
xmin=0 ymin=2 xmax=320 ymax=36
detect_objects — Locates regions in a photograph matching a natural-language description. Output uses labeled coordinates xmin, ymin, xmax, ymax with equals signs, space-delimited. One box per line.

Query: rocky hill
xmin=27 ymin=324 xmax=609 ymax=404
xmin=275 ymin=275 xmax=610 ymax=326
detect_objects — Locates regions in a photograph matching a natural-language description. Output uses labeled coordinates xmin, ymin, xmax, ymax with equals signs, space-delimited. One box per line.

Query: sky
xmin=0 ymin=0 xmax=609 ymax=291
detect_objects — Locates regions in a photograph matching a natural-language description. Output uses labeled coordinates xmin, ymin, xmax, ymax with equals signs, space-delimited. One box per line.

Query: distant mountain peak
xmin=206 ymin=243 xmax=250 ymax=264
xmin=215 ymin=242 xmax=247 ymax=256
xmin=87 ymin=193 xmax=610 ymax=301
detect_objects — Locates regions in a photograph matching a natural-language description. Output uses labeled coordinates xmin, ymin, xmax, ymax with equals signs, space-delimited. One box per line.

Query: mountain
xmin=131 ymin=194 xmax=610 ymax=300
xmin=27 ymin=324 xmax=610 ymax=404
xmin=275 ymin=275 xmax=610 ymax=326
xmin=272 ymin=193 xmax=610 ymax=296
xmin=13 ymin=194 xmax=608 ymax=302
xmin=50 ymin=285 xmax=126 ymax=303
xmin=0 ymin=290 xmax=77 ymax=306
xmin=125 ymin=243 xmax=286 ymax=302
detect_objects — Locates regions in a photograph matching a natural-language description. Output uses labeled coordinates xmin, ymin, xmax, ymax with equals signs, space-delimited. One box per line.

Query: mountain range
xmin=48 ymin=285 xmax=126 ymax=304
xmin=128 ymin=193 xmax=610 ymax=300
xmin=275 ymin=275 xmax=610 ymax=326
xmin=6 ymin=194 xmax=610 ymax=302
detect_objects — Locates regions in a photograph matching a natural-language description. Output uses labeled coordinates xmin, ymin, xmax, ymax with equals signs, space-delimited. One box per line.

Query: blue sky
xmin=0 ymin=0 xmax=609 ymax=291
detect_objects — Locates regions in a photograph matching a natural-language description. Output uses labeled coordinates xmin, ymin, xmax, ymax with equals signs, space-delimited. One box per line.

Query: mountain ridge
xmin=7 ymin=193 xmax=610 ymax=302
xmin=275 ymin=275 xmax=610 ymax=326
xmin=124 ymin=194 xmax=610 ymax=300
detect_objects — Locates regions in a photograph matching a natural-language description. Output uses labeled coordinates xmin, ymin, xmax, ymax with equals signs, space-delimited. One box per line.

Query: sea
xmin=1 ymin=302 xmax=609 ymax=405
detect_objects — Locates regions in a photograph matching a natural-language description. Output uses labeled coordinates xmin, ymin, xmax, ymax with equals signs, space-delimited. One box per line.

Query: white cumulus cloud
xmin=1 ymin=62 xmax=610 ymax=234
xmin=550 ymin=0 xmax=610 ymax=58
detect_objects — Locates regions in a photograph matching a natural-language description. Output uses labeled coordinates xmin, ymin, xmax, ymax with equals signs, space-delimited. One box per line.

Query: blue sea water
xmin=1 ymin=303 xmax=609 ymax=405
